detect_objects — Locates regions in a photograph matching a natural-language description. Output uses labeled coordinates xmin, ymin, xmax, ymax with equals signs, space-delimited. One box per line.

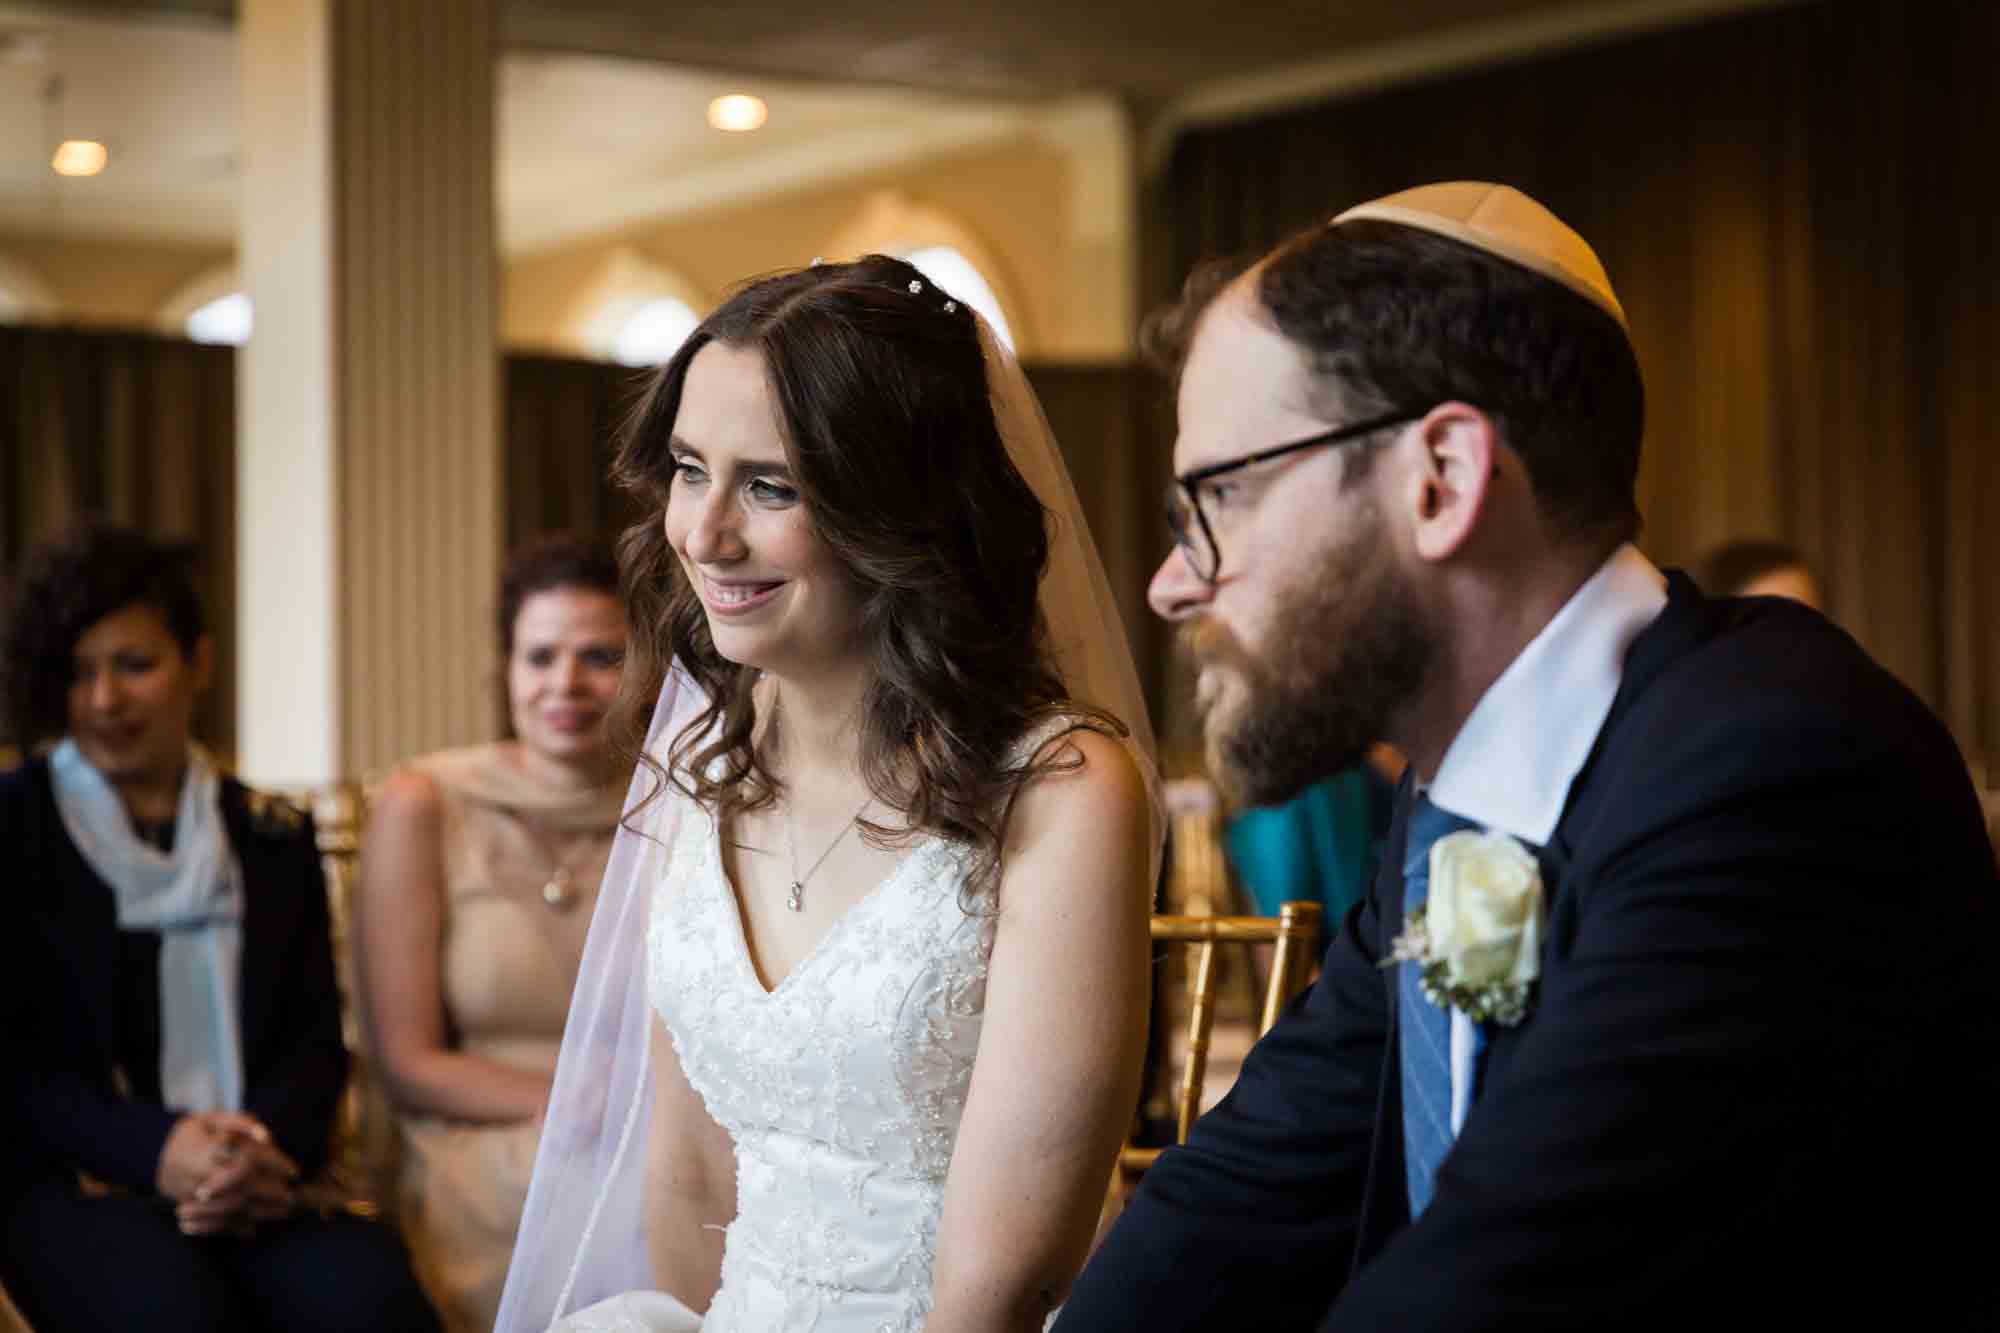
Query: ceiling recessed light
xmin=707 ymin=94 xmax=767 ymax=133
xmin=51 ymin=139 xmax=107 ymax=177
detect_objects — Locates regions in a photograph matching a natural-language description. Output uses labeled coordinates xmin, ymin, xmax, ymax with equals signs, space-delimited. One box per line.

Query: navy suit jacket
xmin=0 ymin=757 xmax=349 ymax=1202
xmin=1058 ymin=575 xmax=2000 ymax=1330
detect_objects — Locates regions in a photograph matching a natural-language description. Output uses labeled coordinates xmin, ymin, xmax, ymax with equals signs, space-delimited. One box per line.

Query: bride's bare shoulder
xmin=1000 ymin=722 xmax=1152 ymax=895
xmin=1023 ymin=722 xmax=1146 ymax=801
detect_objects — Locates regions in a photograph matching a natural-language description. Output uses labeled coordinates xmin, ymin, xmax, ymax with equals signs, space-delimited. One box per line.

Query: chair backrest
xmin=304 ymin=780 xmax=394 ymax=1217
xmin=308 ymin=783 xmax=368 ymax=1046
xmin=1119 ymin=902 xmax=1322 ymax=1178
xmin=1161 ymin=774 xmax=1228 ymax=916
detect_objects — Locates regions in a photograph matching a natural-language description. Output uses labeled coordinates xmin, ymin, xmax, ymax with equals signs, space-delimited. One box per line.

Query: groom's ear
xmin=1404 ymin=403 xmax=1499 ymax=564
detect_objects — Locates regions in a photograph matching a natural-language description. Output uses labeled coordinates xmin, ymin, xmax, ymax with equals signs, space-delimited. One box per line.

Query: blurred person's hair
xmin=1 ymin=521 xmax=205 ymax=748
xmin=498 ymin=532 xmax=623 ymax=658
xmin=1697 ymin=538 xmax=1812 ymax=598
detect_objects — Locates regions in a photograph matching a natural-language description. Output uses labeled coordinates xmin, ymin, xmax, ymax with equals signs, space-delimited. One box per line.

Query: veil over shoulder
xmin=494 ymin=314 xmax=1160 ymax=1332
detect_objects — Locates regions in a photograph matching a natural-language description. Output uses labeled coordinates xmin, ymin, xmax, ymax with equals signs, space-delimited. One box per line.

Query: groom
xmin=1055 ymin=183 xmax=2000 ymax=1330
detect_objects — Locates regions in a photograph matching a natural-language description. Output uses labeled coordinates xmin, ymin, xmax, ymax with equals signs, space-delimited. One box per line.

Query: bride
xmin=495 ymin=256 xmax=1161 ymax=1332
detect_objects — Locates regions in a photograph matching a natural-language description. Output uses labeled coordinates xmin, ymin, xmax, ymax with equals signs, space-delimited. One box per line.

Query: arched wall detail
xmin=819 ymin=191 xmax=1030 ymax=354
xmin=558 ymin=245 xmax=710 ymax=364
xmin=0 ymin=253 xmax=63 ymax=324
xmin=155 ymin=263 xmax=245 ymax=332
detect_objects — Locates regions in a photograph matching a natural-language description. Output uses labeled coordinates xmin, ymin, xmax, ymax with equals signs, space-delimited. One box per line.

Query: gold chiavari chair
xmin=304 ymin=780 xmax=395 ymax=1219
xmin=1117 ymin=902 xmax=1323 ymax=1183
xmin=1101 ymin=766 xmax=1325 ymax=1220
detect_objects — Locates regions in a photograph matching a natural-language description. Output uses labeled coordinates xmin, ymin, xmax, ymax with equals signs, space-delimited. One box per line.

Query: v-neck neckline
xmin=707 ymin=811 xmax=938 ymax=998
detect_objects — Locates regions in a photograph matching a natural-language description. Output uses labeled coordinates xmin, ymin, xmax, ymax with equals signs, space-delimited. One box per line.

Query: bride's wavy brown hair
xmin=611 ymin=254 xmax=1122 ymax=902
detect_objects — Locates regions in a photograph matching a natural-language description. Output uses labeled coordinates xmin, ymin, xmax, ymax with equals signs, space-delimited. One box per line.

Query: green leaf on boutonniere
xmin=1381 ymin=907 xmax=1536 ymax=1027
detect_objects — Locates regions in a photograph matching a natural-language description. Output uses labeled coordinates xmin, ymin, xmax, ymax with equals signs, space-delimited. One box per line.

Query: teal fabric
xmin=1223 ymin=766 xmax=1392 ymax=927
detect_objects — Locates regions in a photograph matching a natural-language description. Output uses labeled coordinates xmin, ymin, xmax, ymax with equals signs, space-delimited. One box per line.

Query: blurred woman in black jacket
xmin=0 ymin=523 xmax=439 ymax=1333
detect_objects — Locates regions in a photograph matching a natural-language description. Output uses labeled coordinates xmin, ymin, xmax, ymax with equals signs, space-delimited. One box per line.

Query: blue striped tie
xmin=1399 ymin=795 xmax=1481 ymax=1219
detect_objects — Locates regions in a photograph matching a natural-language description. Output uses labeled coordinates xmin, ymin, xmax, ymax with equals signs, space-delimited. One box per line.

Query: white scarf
xmin=50 ymin=738 xmax=246 ymax=1112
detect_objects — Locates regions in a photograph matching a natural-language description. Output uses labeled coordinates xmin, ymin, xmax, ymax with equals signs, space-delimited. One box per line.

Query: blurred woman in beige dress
xmin=355 ymin=534 xmax=628 ymax=1333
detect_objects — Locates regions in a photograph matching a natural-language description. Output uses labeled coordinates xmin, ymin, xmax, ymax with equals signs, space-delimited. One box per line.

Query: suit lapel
xmin=219 ymin=779 xmax=277 ymax=1062
xmin=1379 ymin=773 xmax=1418 ymax=1023
xmin=1355 ymin=775 xmax=1418 ymax=1265
xmin=1545 ymin=571 xmax=1714 ymax=857
xmin=29 ymin=760 xmax=124 ymax=1072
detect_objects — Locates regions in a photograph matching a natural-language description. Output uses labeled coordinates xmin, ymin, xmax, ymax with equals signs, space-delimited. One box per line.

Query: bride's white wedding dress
xmin=557 ymin=785 xmax=1005 ymax=1332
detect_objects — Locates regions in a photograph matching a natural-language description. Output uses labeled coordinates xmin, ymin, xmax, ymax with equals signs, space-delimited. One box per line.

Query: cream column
xmin=237 ymin=0 xmax=500 ymax=784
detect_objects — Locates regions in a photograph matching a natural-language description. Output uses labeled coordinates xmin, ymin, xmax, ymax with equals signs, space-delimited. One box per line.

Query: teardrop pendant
xmin=786 ymin=880 xmax=804 ymax=913
xmin=542 ymin=867 xmax=575 ymax=911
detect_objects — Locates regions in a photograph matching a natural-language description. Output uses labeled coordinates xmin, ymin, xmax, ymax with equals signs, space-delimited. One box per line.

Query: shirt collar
xmin=1425 ymin=543 xmax=1667 ymax=845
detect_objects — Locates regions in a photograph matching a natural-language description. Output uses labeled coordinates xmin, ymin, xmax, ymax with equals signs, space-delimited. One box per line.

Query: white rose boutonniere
xmin=1384 ymin=830 xmax=1545 ymax=1026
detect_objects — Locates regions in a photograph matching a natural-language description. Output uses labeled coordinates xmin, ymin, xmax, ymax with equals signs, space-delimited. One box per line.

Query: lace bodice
xmin=645 ymin=806 xmax=995 ymax=1332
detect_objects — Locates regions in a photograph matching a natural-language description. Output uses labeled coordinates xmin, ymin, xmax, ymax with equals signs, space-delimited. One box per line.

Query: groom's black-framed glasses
xmin=1165 ymin=409 xmax=1422 ymax=583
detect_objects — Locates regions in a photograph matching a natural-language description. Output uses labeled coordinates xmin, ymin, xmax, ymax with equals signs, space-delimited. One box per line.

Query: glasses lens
xmin=1165 ymin=484 xmax=1218 ymax=581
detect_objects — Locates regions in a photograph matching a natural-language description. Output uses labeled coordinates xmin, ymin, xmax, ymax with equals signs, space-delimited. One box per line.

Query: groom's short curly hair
xmin=610 ymin=255 xmax=1120 ymax=904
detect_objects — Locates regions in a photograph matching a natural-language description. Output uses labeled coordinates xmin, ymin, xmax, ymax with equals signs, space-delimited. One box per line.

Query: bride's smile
xmin=697 ymin=576 xmax=785 ymax=615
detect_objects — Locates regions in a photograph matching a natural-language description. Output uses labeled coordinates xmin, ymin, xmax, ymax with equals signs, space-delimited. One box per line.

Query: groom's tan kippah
xmin=1332 ymin=181 xmax=1627 ymax=331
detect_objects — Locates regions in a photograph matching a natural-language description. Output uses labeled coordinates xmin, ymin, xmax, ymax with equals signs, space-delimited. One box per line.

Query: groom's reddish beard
xmin=1188 ymin=510 xmax=1433 ymax=808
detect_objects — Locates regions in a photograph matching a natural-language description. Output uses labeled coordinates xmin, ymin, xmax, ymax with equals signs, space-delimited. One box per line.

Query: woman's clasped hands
xmin=156 ymin=1110 xmax=301 ymax=1237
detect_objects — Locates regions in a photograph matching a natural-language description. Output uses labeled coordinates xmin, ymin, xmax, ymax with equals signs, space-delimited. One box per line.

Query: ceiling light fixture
xmin=707 ymin=94 xmax=767 ymax=133
xmin=52 ymin=139 xmax=107 ymax=177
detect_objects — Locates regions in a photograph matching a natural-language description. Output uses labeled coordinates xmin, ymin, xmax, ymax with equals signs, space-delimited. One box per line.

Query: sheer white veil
xmin=494 ymin=312 xmax=1159 ymax=1331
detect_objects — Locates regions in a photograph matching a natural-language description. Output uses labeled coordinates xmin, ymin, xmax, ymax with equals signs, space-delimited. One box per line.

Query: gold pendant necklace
xmin=784 ymin=797 xmax=871 ymax=913
xmin=507 ymin=811 xmax=601 ymax=913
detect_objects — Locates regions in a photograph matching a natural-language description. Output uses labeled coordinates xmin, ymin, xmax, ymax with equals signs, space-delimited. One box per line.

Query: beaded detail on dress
xmin=645 ymin=803 xmax=995 ymax=1332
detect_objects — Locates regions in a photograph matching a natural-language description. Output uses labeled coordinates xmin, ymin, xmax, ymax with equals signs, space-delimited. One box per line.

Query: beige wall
xmin=0 ymin=231 xmax=232 ymax=330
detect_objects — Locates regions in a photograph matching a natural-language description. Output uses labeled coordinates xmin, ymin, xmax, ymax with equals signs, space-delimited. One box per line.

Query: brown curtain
xmin=502 ymin=353 xmax=651 ymax=552
xmin=1148 ymin=0 xmax=2000 ymax=765
xmin=0 ymin=325 xmax=237 ymax=756
xmin=1025 ymin=364 xmax=1176 ymax=725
